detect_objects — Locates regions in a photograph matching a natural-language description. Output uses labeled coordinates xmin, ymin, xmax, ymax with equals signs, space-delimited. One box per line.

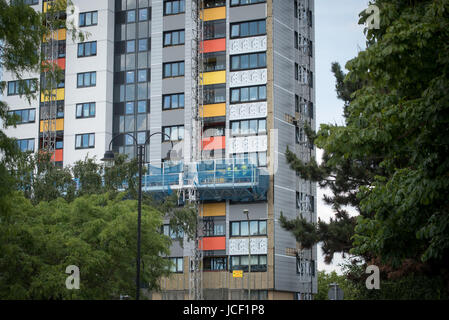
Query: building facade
xmin=3 ymin=0 xmax=317 ymax=300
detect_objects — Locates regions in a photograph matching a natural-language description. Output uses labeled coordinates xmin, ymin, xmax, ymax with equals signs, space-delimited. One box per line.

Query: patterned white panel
xmin=229 ymin=102 xmax=267 ymax=121
xmin=228 ymin=135 xmax=267 ymax=154
xmin=229 ymin=238 xmax=268 ymax=255
xmin=230 ymin=69 xmax=267 ymax=88
xmin=229 ymin=36 xmax=267 ymax=55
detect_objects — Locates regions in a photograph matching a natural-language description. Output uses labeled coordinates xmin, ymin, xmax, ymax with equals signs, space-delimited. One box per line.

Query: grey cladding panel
xmin=228 ymin=202 xmax=267 ymax=221
xmin=229 ymin=3 xmax=267 ymax=23
xmin=162 ymin=78 xmax=185 ymax=94
xmin=163 ymin=14 xmax=186 ymax=30
xmin=162 ymin=46 xmax=186 ymax=63
xmin=161 ymin=108 xmax=185 ymax=126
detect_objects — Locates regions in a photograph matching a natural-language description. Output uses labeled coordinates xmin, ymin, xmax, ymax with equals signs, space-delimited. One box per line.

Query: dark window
xmin=139 ymin=8 xmax=149 ymax=21
xmin=204 ymin=257 xmax=227 ymax=271
xmin=203 ymin=84 xmax=226 ymax=105
xmin=162 ymin=224 xmax=184 ymax=239
xmin=232 ymin=152 xmax=267 ymax=167
xmin=167 ymin=257 xmax=183 ymax=273
xmin=231 ymin=0 xmax=266 ymax=6
xmin=230 ymin=220 xmax=267 ymax=236
xmin=203 ymin=52 xmax=226 ymax=72
xmin=76 ymin=102 xmax=96 ymax=119
xmin=163 ymin=30 xmax=185 ymax=47
xmin=204 ymin=20 xmax=226 ymax=40
xmin=75 ymin=133 xmax=95 ymax=149
xmin=77 ymin=72 xmax=96 ymax=88
xmin=230 ymin=85 xmax=266 ymax=104
xmin=16 ymin=138 xmax=35 ymax=152
xmin=230 ymin=19 xmax=266 ymax=39
xmin=127 ymin=10 xmax=136 ymax=23
xmin=164 ymin=0 xmax=185 ymax=15
xmin=58 ymin=40 xmax=66 ymax=58
xmin=163 ymin=61 xmax=185 ymax=78
xmin=163 ymin=93 xmax=185 ymax=110
xmin=79 ymin=11 xmax=98 ymax=27
xmin=77 ymin=41 xmax=97 ymax=57
xmin=162 ymin=125 xmax=184 ymax=141
xmin=231 ymin=52 xmax=266 ymax=71
xmin=205 ymin=0 xmax=226 ymax=8
xmin=8 ymin=109 xmax=36 ymax=124
xmin=230 ymin=255 xmax=267 ymax=272
xmin=7 ymin=79 xmax=36 ymax=96
xmin=203 ymin=219 xmax=225 ymax=236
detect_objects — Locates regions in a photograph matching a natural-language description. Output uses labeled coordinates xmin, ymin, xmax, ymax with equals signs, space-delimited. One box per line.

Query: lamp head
xmin=101 ymin=150 xmax=115 ymax=167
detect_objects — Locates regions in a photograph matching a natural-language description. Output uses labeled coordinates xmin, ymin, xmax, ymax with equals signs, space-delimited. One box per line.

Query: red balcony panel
xmin=202 ymin=136 xmax=225 ymax=151
xmin=57 ymin=58 xmax=66 ymax=70
xmin=51 ymin=149 xmax=63 ymax=162
xmin=199 ymin=237 xmax=226 ymax=251
xmin=201 ymin=38 xmax=226 ymax=53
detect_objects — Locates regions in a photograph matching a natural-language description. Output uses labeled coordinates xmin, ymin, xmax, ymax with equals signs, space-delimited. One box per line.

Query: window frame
xmin=162 ymin=93 xmax=185 ymax=110
xmin=79 ymin=11 xmax=98 ymax=27
xmin=163 ymin=0 xmax=186 ymax=16
xmin=75 ymin=133 xmax=95 ymax=149
xmin=8 ymin=108 xmax=36 ymax=124
xmin=76 ymin=102 xmax=96 ymax=119
xmin=77 ymin=41 xmax=97 ymax=58
xmin=163 ymin=61 xmax=185 ymax=78
xmin=230 ymin=0 xmax=266 ymax=7
xmin=77 ymin=72 xmax=97 ymax=88
xmin=163 ymin=29 xmax=185 ymax=47
xmin=230 ymin=220 xmax=267 ymax=237
xmin=162 ymin=125 xmax=185 ymax=142
xmin=230 ymin=19 xmax=266 ymax=39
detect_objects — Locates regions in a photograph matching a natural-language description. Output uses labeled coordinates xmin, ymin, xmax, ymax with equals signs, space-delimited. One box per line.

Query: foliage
xmin=0 ymin=192 xmax=171 ymax=299
xmin=280 ymin=0 xmax=449 ymax=298
xmin=316 ymin=270 xmax=358 ymax=300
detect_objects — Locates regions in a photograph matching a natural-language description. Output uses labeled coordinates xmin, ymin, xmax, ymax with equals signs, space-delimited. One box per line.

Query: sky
xmin=314 ymin=0 xmax=369 ymax=274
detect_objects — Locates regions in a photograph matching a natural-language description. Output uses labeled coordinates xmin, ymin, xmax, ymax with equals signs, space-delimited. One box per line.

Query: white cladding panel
xmin=229 ymin=102 xmax=267 ymax=121
xmin=229 ymin=36 xmax=267 ymax=55
xmin=229 ymin=69 xmax=267 ymax=88
xmin=229 ymin=238 xmax=268 ymax=255
xmin=228 ymin=135 xmax=267 ymax=154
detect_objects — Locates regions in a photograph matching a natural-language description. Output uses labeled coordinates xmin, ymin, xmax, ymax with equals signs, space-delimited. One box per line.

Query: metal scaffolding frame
xmin=295 ymin=0 xmax=315 ymax=299
xmin=187 ymin=0 xmax=205 ymax=301
xmin=41 ymin=0 xmax=62 ymax=159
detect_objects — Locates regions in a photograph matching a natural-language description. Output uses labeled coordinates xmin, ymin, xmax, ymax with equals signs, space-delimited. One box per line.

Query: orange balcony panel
xmin=202 ymin=39 xmax=226 ymax=53
xmin=57 ymin=58 xmax=66 ymax=69
xmin=202 ymin=136 xmax=225 ymax=151
xmin=51 ymin=149 xmax=63 ymax=162
xmin=199 ymin=237 xmax=226 ymax=251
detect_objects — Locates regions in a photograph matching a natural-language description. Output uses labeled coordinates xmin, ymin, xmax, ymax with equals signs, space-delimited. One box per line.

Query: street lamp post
xmin=102 ymin=131 xmax=173 ymax=300
xmin=243 ymin=209 xmax=250 ymax=300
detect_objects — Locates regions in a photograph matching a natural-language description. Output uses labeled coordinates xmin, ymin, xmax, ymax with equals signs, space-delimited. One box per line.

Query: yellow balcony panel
xmin=201 ymin=103 xmax=226 ymax=118
xmin=43 ymin=29 xmax=66 ymax=42
xmin=202 ymin=71 xmax=226 ymax=86
xmin=202 ymin=7 xmax=226 ymax=21
xmin=202 ymin=202 xmax=226 ymax=217
xmin=40 ymin=118 xmax=64 ymax=132
xmin=41 ymin=88 xmax=65 ymax=102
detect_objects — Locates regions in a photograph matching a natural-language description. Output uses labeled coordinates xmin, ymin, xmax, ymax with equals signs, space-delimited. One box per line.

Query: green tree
xmin=0 ymin=192 xmax=171 ymax=299
xmin=316 ymin=270 xmax=358 ymax=300
xmin=281 ymin=0 xmax=449 ymax=298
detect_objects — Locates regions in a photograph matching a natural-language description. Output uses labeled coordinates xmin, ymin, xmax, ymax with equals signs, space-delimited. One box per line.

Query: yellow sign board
xmin=233 ymin=270 xmax=243 ymax=278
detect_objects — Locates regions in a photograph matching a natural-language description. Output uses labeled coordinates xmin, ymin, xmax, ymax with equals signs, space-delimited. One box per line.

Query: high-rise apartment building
xmin=3 ymin=0 xmax=317 ymax=300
